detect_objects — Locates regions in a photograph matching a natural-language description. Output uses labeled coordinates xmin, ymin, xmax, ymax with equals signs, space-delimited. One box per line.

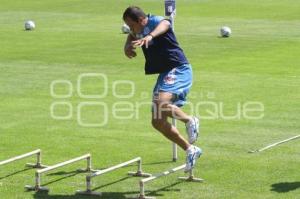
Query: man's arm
xmin=132 ymin=19 xmax=171 ymax=48
xmin=148 ymin=19 xmax=171 ymax=38
xmin=124 ymin=33 xmax=137 ymax=58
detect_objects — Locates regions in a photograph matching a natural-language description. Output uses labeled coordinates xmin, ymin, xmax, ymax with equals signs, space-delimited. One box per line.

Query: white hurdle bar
xmin=0 ymin=149 xmax=47 ymax=168
xmin=248 ymin=134 xmax=300 ymax=153
xmin=25 ymin=153 xmax=92 ymax=192
xmin=76 ymin=157 xmax=152 ymax=196
xmin=172 ymin=118 xmax=178 ymax=162
xmin=138 ymin=164 xmax=203 ymax=199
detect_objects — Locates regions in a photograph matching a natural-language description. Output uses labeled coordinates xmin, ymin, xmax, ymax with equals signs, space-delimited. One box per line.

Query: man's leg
xmin=153 ymin=92 xmax=192 ymax=122
xmin=152 ymin=92 xmax=190 ymax=150
xmin=153 ymin=92 xmax=199 ymax=144
xmin=152 ymin=92 xmax=202 ymax=172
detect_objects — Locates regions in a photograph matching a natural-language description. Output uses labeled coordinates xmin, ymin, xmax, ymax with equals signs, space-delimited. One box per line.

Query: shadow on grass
xmin=142 ymin=160 xmax=174 ymax=166
xmin=91 ymin=176 xmax=130 ymax=191
xmin=33 ymin=192 xmax=102 ymax=199
xmin=42 ymin=172 xmax=81 ymax=187
xmin=31 ymin=179 xmax=183 ymax=199
xmin=33 ymin=191 xmax=137 ymax=199
xmin=46 ymin=170 xmax=87 ymax=176
xmin=24 ymin=170 xmax=85 ymax=190
xmin=146 ymin=181 xmax=182 ymax=197
xmin=0 ymin=167 xmax=32 ymax=180
xmin=271 ymin=182 xmax=300 ymax=193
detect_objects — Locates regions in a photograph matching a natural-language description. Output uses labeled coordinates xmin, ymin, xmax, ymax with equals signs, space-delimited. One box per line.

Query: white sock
xmin=186 ymin=145 xmax=194 ymax=153
xmin=186 ymin=116 xmax=193 ymax=125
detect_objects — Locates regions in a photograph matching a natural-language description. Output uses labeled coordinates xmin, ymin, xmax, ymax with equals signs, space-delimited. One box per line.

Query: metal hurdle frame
xmin=76 ymin=157 xmax=152 ymax=196
xmin=171 ymin=119 xmax=178 ymax=162
xmin=0 ymin=149 xmax=47 ymax=168
xmin=137 ymin=164 xmax=203 ymax=199
xmin=164 ymin=0 xmax=178 ymax=162
xmin=25 ymin=153 xmax=93 ymax=192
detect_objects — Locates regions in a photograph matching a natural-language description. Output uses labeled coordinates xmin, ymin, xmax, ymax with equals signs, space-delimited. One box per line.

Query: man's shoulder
xmin=143 ymin=15 xmax=169 ymax=36
xmin=144 ymin=15 xmax=163 ymax=32
xmin=147 ymin=14 xmax=166 ymax=26
xmin=149 ymin=14 xmax=165 ymax=21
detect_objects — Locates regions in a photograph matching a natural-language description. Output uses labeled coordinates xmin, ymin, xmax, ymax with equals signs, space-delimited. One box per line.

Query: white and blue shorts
xmin=153 ymin=64 xmax=193 ymax=107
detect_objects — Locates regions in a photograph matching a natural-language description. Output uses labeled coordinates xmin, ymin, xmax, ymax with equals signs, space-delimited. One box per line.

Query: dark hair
xmin=123 ymin=6 xmax=146 ymax=22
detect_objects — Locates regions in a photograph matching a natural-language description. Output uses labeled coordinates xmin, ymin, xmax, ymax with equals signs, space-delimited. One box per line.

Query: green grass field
xmin=0 ymin=0 xmax=299 ymax=198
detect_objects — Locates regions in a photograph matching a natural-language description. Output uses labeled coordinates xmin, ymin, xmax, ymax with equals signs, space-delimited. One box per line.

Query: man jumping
xmin=123 ymin=6 xmax=202 ymax=172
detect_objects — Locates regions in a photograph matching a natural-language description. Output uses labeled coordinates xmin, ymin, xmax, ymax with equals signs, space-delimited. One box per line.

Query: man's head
xmin=123 ymin=6 xmax=148 ymax=34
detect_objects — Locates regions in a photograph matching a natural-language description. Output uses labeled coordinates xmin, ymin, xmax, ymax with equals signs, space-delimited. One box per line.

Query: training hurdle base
xmin=0 ymin=149 xmax=47 ymax=169
xmin=76 ymin=157 xmax=152 ymax=196
xmin=25 ymin=153 xmax=93 ymax=192
xmin=138 ymin=164 xmax=203 ymax=199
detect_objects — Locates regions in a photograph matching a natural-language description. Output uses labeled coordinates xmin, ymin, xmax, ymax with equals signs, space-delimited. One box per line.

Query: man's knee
xmin=151 ymin=118 xmax=166 ymax=130
xmin=153 ymin=99 xmax=171 ymax=109
xmin=153 ymin=101 xmax=173 ymax=118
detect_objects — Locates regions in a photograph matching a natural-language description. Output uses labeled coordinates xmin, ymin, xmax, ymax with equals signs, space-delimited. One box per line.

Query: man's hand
xmin=132 ymin=35 xmax=153 ymax=49
xmin=124 ymin=44 xmax=137 ymax=59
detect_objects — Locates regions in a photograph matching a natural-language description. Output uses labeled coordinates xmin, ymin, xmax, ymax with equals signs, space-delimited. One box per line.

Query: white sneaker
xmin=185 ymin=116 xmax=200 ymax=144
xmin=184 ymin=145 xmax=202 ymax=173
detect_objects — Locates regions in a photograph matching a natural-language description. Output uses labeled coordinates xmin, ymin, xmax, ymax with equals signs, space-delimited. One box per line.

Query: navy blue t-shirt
xmin=137 ymin=15 xmax=189 ymax=74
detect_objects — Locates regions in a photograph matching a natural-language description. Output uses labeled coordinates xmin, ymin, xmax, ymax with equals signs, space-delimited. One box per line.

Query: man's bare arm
xmin=132 ymin=20 xmax=171 ymax=48
xmin=124 ymin=33 xmax=137 ymax=58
